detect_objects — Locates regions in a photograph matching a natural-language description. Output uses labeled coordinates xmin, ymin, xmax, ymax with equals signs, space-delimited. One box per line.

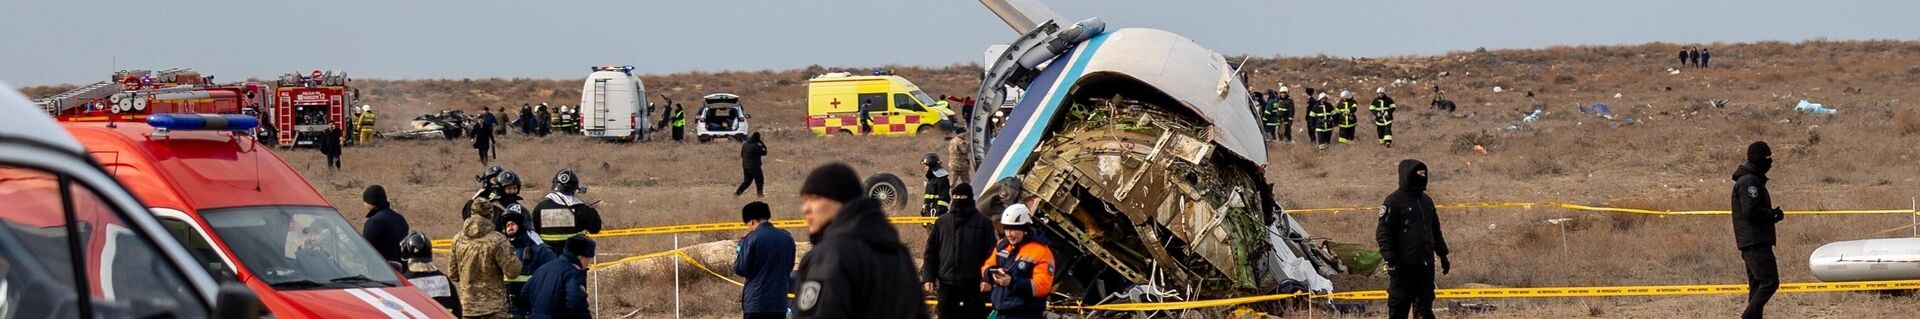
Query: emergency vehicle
xmin=805 ymin=73 xmax=956 ymax=137
xmin=272 ymin=70 xmax=357 ymax=147
xmin=2 ymin=83 xmax=259 ymax=318
xmin=579 ymin=65 xmax=649 ymax=142
xmin=63 ymin=114 xmax=452 ymax=318
xmin=35 ymin=68 xmax=271 ymax=124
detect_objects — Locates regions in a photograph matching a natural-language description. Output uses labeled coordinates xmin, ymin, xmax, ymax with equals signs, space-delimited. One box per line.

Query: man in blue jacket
xmin=522 ymin=235 xmax=593 ymax=319
xmin=733 ymin=201 xmax=794 ymax=319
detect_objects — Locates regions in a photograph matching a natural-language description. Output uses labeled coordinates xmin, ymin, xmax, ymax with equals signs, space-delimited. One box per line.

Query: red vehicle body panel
xmin=62 ymin=122 xmax=453 ymax=318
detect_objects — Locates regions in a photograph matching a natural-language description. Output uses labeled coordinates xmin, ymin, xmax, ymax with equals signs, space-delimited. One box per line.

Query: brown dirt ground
xmin=29 ymin=40 xmax=1920 ymax=318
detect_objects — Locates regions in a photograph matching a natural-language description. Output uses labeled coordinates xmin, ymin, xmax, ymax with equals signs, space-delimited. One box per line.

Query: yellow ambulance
xmin=806 ymin=72 xmax=955 ymax=137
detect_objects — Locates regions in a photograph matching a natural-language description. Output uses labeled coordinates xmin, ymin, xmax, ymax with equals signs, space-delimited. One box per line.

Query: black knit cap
xmin=800 ymin=163 xmax=863 ymax=203
xmin=1747 ymin=141 xmax=1771 ymax=162
xmin=741 ymin=201 xmax=772 ymax=222
xmin=566 ymin=235 xmax=596 ymax=257
xmin=362 ymin=185 xmax=389 ymax=207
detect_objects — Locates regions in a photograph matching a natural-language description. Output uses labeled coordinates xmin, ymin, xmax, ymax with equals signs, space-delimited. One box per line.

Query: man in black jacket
xmin=736 ymin=132 xmax=769 ymax=197
xmin=320 ymin=126 xmax=343 ymax=171
xmin=360 ymin=185 xmax=411 ymax=264
xmin=1733 ymin=141 xmax=1784 ymax=319
xmin=792 ymin=163 xmax=928 ymax=319
xmin=1376 ymin=160 xmax=1450 ymax=319
xmin=922 ymin=183 xmax=994 ymax=319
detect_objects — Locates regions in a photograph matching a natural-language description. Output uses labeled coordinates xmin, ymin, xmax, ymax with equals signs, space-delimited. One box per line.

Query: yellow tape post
xmin=587 ymin=248 xmax=744 ymax=287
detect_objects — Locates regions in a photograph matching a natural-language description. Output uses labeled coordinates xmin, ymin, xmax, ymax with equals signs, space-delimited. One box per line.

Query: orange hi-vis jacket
xmin=981 ymin=238 xmax=1054 ymax=315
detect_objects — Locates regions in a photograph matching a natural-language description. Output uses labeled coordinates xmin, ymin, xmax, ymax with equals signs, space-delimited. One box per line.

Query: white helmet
xmin=360 ymin=104 xmax=371 ymax=112
xmin=1278 ymin=86 xmax=1290 ymax=93
xmin=1317 ymin=92 xmax=1329 ymax=100
xmin=1376 ymin=87 xmax=1387 ymax=94
xmin=1001 ymin=203 xmax=1033 ymax=227
xmin=1340 ymin=90 xmax=1353 ymax=99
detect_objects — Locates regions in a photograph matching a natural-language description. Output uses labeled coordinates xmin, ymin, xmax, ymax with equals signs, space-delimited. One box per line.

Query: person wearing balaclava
xmin=1732 ymin=141 xmax=1783 ymax=319
xmin=921 ymin=183 xmax=995 ymax=319
xmin=1376 ymin=159 xmax=1450 ymax=319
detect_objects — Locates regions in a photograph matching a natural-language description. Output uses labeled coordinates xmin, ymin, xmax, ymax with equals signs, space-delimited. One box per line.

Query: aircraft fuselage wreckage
xmin=968 ymin=0 xmax=1341 ymax=314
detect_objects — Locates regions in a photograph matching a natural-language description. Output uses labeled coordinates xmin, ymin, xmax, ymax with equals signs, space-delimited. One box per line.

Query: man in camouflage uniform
xmin=450 ymin=198 xmax=521 ymax=319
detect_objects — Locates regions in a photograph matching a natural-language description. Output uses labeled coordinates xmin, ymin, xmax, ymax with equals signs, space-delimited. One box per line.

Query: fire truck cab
xmin=1 ymin=82 xmax=259 ymax=318
xmin=273 ymin=70 xmax=357 ymax=147
xmin=62 ymin=114 xmax=451 ymax=318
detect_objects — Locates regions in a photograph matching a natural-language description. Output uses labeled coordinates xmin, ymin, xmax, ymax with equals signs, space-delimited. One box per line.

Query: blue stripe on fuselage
xmin=976 ymin=33 xmax=1111 ymax=192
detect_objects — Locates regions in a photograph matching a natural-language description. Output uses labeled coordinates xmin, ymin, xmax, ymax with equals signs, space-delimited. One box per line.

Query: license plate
xmin=586 ymin=130 xmax=605 ymax=137
xmin=296 ymin=141 xmax=313 ymax=146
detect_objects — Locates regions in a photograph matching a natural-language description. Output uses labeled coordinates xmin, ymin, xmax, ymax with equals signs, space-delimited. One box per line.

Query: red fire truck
xmin=34 ymin=69 xmax=270 ymax=124
xmin=63 ymin=113 xmax=453 ymax=318
xmin=272 ymin=70 xmax=358 ymax=147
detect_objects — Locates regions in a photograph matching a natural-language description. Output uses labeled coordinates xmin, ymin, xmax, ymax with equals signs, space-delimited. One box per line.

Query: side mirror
xmin=387 ymin=261 xmax=405 ymax=273
xmin=211 ymin=283 xmax=262 ymax=319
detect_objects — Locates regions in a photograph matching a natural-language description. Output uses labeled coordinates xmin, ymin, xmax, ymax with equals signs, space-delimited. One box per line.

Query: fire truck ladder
xmin=33 ymin=80 xmax=122 ymax=116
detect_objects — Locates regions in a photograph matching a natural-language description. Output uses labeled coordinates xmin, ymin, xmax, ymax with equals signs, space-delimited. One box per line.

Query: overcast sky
xmin=4 ymin=0 xmax=1916 ymax=86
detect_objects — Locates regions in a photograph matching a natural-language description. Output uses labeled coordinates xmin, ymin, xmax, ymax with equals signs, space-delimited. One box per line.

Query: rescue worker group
xmin=365 ymin=84 xmax=1782 ymax=319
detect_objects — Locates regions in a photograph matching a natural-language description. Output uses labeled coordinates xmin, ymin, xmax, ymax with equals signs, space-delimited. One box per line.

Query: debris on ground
xmin=1795 ymin=100 xmax=1837 ymax=115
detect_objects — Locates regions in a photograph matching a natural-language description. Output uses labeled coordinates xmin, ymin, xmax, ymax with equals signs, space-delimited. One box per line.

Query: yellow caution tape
xmin=428 ymin=201 xmax=1912 ymax=248
xmin=431 ymin=216 xmax=937 ymax=248
xmin=1289 ymin=201 xmax=1918 ymax=217
xmin=587 ymin=248 xmax=744 ymax=286
xmin=556 ymin=243 xmax=1920 ymax=312
xmin=1042 ymin=279 xmax=1920 ymax=312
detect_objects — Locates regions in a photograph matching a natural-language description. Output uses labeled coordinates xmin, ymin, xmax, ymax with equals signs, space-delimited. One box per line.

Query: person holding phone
xmin=980 ymin=199 xmax=1054 ymax=319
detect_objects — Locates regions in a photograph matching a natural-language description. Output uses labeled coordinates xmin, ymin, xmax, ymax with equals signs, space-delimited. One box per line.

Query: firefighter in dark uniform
xmin=921 ymin=153 xmax=952 ymax=217
xmin=462 ymin=168 xmax=531 ymax=231
xmin=1335 ymin=90 xmax=1359 ymax=144
xmin=1732 ymin=141 xmax=1783 ymax=319
xmin=1376 ymin=159 xmax=1451 ymax=319
xmin=399 ymin=231 xmax=460 ymax=314
xmin=1369 ymin=87 xmax=1399 ymax=147
xmin=531 ymin=169 xmax=604 ymax=250
xmin=1269 ymin=87 xmax=1294 ymax=144
xmin=1308 ymin=91 xmax=1335 ymax=150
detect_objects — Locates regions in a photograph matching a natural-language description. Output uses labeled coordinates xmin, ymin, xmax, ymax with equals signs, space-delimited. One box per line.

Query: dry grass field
xmin=26 ymin=40 xmax=1920 ymax=317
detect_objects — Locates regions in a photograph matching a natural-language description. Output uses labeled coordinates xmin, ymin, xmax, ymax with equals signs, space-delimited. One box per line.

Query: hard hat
xmin=1376 ymin=87 xmax=1387 ymax=94
xmin=477 ymin=165 xmax=505 ymax=185
xmin=1340 ymin=90 xmax=1352 ymax=99
xmin=1317 ymin=92 xmax=1329 ymax=99
xmin=492 ymin=170 xmax=523 ymax=194
xmin=360 ymin=104 xmax=372 ymax=112
xmin=552 ymin=169 xmax=582 ymax=194
xmin=1001 ymin=203 xmax=1033 ymax=227
xmin=922 ymin=153 xmax=942 ymax=166
xmin=399 ymin=231 xmax=433 ymax=262
xmin=1278 ymin=86 xmax=1290 ymax=93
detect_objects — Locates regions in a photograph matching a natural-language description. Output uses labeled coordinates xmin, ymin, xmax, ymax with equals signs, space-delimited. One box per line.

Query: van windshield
xmin=200 ymin=206 xmax=401 ymax=290
xmin=909 ymin=90 xmax=937 ymax=108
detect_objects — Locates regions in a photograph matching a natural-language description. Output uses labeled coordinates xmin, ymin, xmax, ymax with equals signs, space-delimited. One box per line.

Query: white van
xmin=579 ymin=65 xmax=649 ymax=142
